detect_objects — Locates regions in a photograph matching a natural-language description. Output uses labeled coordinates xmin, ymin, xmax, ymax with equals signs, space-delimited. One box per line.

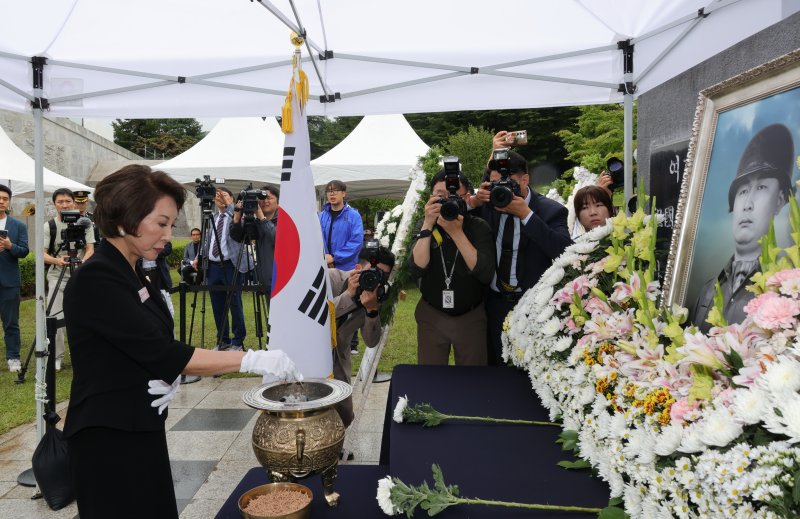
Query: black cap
xmin=728 ymin=124 xmax=794 ymax=212
xmin=73 ymin=190 xmax=90 ymax=203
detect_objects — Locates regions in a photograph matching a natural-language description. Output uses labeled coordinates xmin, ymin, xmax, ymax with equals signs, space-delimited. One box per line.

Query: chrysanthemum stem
xmin=456 ymin=497 xmax=601 ymax=513
xmin=441 ymin=414 xmax=559 ymax=426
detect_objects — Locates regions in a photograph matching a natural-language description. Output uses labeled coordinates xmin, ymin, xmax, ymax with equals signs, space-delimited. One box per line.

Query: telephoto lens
xmin=489 ymin=185 xmax=514 ymax=208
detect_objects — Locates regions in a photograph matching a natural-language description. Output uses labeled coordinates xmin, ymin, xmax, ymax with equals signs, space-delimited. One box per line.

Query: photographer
xmin=329 ymin=243 xmax=394 ymax=427
xmin=470 ymin=144 xmax=571 ymax=365
xmin=43 ymin=188 xmax=96 ymax=371
xmin=409 ymin=168 xmax=495 ymax=366
xmin=230 ymin=185 xmax=279 ymax=300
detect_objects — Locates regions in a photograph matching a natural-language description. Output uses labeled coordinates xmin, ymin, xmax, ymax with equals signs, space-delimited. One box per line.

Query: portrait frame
xmin=663 ymin=49 xmax=800 ymax=312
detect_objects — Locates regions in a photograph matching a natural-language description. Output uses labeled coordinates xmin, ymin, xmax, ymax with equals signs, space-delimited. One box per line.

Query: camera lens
xmin=490 ymin=186 xmax=513 ymax=208
xmin=358 ymin=269 xmax=382 ymax=292
xmin=440 ymin=199 xmax=460 ymax=221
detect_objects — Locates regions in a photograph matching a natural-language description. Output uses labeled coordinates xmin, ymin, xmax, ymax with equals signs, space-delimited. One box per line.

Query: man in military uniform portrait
xmin=690 ymin=124 xmax=795 ymax=332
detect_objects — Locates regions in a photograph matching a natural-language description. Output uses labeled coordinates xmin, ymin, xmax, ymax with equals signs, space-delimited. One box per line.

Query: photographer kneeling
xmin=329 ymin=242 xmax=395 ymax=428
xmin=409 ymin=161 xmax=495 ymax=366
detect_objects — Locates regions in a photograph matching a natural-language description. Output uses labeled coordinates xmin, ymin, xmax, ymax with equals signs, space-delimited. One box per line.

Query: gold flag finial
xmin=282 ymin=32 xmax=310 ymax=134
xmin=290 ymin=32 xmax=304 ymax=48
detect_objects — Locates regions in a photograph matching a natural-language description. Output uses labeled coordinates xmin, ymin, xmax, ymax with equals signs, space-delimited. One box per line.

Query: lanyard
xmin=438 ymin=244 xmax=459 ymax=290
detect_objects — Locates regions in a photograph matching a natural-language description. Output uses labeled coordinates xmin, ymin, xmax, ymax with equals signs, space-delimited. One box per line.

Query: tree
xmin=306 ymin=116 xmax=362 ymax=159
xmin=557 ymin=104 xmax=637 ymax=173
xmin=112 ymin=119 xmax=206 ymax=159
xmin=443 ymin=126 xmax=494 ymax=187
xmin=405 ymin=107 xmax=580 ymax=174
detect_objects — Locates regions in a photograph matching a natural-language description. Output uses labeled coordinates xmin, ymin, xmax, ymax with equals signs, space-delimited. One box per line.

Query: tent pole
xmin=624 ymin=89 xmax=634 ymax=208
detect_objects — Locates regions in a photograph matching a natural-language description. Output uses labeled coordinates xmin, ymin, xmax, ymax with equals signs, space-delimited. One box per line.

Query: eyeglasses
xmin=326 ymin=189 xmax=342 ymax=194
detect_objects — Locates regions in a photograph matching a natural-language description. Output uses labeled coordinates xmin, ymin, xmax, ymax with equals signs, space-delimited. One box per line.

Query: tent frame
xmin=1 ymin=0 xmax=742 ymax=466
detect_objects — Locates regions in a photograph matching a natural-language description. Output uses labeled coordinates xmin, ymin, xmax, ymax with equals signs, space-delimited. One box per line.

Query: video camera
xmin=59 ymin=209 xmax=91 ymax=253
xmin=487 ymin=148 xmax=522 ymax=208
xmin=239 ymin=183 xmax=267 ymax=222
xmin=437 ymin=156 xmax=467 ymax=221
xmin=605 ymin=157 xmax=625 ymax=191
xmin=357 ymin=239 xmax=389 ymax=303
xmin=180 ymin=260 xmax=203 ymax=285
xmin=195 ymin=175 xmax=225 ymax=212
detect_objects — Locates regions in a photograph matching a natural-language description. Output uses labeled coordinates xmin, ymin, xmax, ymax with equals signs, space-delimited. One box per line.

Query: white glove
xmin=148 ymin=376 xmax=181 ymax=415
xmin=240 ymin=349 xmax=303 ymax=383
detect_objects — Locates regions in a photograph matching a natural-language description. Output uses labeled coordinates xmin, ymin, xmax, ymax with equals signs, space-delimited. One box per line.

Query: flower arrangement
xmin=502 ymin=197 xmax=800 ymax=518
xmin=375 ymin=204 xmax=404 ymax=250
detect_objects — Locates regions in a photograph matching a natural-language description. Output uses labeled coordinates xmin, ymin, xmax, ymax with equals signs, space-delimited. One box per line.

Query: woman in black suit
xmin=63 ymin=165 xmax=300 ymax=519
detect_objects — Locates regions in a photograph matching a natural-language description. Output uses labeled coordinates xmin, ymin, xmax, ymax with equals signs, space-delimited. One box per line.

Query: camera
xmin=487 ymin=148 xmax=521 ymax=208
xmin=606 ymin=157 xmax=625 ymax=191
xmin=180 ymin=260 xmax=202 ymax=285
xmin=508 ymin=130 xmax=528 ymax=146
xmin=194 ymin=175 xmax=217 ymax=202
xmin=60 ymin=209 xmax=89 ymax=252
xmin=357 ymin=239 xmax=389 ymax=303
xmin=239 ymin=183 xmax=266 ymax=221
xmin=437 ymin=156 xmax=467 ymax=221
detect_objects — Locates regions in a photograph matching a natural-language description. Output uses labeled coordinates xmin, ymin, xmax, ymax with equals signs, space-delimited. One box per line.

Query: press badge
xmin=442 ymin=290 xmax=454 ymax=309
xmin=138 ymin=287 xmax=150 ymax=303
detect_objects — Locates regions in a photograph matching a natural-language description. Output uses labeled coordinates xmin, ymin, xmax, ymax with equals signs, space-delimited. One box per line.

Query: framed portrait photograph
xmin=664 ymin=49 xmax=800 ymax=331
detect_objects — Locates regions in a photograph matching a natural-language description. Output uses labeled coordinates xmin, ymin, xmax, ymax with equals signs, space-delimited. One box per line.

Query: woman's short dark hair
xmin=573 ymin=185 xmax=615 ymax=218
xmin=94 ymin=165 xmax=186 ymax=238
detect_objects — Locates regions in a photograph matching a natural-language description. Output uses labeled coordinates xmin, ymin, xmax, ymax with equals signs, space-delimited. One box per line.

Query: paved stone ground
xmin=0 ymin=376 xmax=389 ymax=519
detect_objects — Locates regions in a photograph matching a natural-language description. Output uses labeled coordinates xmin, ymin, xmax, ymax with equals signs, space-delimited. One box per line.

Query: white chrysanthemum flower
xmin=552 ymin=336 xmax=573 ymax=353
xmin=533 ymin=286 xmax=555 ymax=306
xmin=376 ymin=476 xmax=396 ymax=515
xmin=536 ymin=305 xmax=555 ymax=323
xmin=543 ymin=267 xmax=565 ymax=287
xmin=763 ymin=393 xmax=800 ymax=442
xmin=572 ymin=241 xmax=599 ymax=254
xmin=653 ymin=424 xmax=684 ymax=456
xmin=542 ymin=317 xmax=561 ymax=336
xmin=760 ymin=356 xmax=800 ymax=394
xmin=380 ymin=236 xmax=390 ymax=247
xmin=392 ymin=395 xmax=408 ymax=423
xmin=386 ymin=222 xmax=398 ymax=234
xmin=677 ymin=425 xmax=706 ymax=453
xmin=697 ymin=409 xmax=742 ymax=448
xmin=731 ymin=387 xmax=766 ymax=425
xmin=390 ymin=205 xmax=403 ymax=217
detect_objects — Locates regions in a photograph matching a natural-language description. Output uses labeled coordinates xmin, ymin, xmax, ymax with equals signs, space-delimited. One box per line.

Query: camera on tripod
xmin=357 ymin=239 xmax=389 ymax=303
xmin=437 ymin=156 xmax=467 ymax=221
xmin=195 ymin=175 xmax=224 ymax=211
xmin=60 ymin=209 xmax=89 ymax=254
xmin=487 ymin=148 xmax=522 ymax=208
xmin=180 ymin=260 xmax=203 ymax=285
xmin=239 ymin=183 xmax=267 ymax=222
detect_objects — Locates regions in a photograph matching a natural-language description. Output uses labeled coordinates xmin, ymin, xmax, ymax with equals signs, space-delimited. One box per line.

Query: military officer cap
xmin=728 ymin=124 xmax=795 ymax=212
xmin=73 ymin=190 xmax=90 ymax=203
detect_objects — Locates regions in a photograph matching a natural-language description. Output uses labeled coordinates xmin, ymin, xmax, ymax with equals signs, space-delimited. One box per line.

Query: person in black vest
xmin=409 ymin=170 xmax=495 ymax=365
xmin=470 ymin=139 xmax=571 ymax=365
xmin=63 ymin=165 xmax=300 ymax=519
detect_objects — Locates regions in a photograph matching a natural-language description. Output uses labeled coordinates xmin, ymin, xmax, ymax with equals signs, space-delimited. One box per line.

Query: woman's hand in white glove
xmin=240 ymin=349 xmax=303 ymax=382
xmin=148 ymin=376 xmax=181 ymax=415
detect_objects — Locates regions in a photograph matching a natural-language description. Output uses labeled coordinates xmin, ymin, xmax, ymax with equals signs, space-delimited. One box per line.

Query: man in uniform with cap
xmin=73 ymin=190 xmax=100 ymax=243
xmin=690 ymin=123 xmax=796 ymax=333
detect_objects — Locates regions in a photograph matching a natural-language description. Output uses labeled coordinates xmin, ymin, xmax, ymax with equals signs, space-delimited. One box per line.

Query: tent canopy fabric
xmin=0 ymin=125 xmax=91 ymax=196
xmin=311 ymin=114 xmax=429 ymax=199
xmin=153 ymin=115 xmax=428 ymax=199
xmin=1 ymin=0 xmax=797 ymax=118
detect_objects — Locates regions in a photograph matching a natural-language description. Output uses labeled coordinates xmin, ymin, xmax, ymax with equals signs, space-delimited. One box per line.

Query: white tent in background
xmin=0 ymin=125 xmax=91 ymax=196
xmin=312 ymin=114 xmax=429 ymax=199
xmin=156 ymin=117 xmax=284 ymax=192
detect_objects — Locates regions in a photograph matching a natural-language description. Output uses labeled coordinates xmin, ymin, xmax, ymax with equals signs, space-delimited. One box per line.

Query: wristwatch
xmin=365 ymin=309 xmax=379 ymax=318
xmin=417 ymin=229 xmax=433 ymax=239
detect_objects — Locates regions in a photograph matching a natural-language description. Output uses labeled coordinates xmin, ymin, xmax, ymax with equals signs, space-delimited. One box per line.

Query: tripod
xmin=16 ymin=248 xmax=80 ymax=384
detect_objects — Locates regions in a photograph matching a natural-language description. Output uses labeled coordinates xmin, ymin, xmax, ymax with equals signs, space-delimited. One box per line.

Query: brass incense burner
xmin=242 ymin=379 xmax=352 ymax=506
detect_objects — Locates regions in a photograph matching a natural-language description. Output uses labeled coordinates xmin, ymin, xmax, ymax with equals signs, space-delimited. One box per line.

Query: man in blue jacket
xmin=0 ymin=184 xmax=29 ymax=372
xmin=319 ymin=180 xmax=363 ymax=271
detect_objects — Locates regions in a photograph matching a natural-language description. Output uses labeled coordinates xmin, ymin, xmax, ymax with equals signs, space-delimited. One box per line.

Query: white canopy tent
xmin=311 ymin=114 xmax=429 ymax=199
xmin=156 ymin=117 xmax=284 ymax=192
xmin=0 ymin=124 xmax=91 ymax=196
xmin=1 ymin=0 xmax=798 ymax=466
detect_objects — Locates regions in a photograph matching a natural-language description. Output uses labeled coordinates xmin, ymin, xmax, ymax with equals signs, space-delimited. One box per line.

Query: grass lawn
xmin=0 ymin=278 xmax=426 ymax=435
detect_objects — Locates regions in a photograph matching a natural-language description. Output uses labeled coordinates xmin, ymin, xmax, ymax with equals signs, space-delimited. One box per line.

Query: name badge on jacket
xmin=138 ymin=287 xmax=150 ymax=303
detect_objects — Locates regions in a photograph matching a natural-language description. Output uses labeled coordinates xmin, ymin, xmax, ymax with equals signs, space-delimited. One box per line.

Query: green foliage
xmin=557 ymin=459 xmax=592 ymax=470
xmin=306 ymin=116 xmax=363 ymax=159
xmin=113 ymin=118 xmax=206 ymax=159
xmin=443 ymin=125 xmax=494 ymax=187
xmin=19 ymin=254 xmax=35 ymax=297
xmin=557 ymin=104 xmax=636 ymax=174
xmin=557 ymin=429 xmax=579 ymax=452
xmin=599 ymin=505 xmax=630 ymax=519
xmin=406 ymin=107 xmax=580 ymax=174
xmin=348 ymin=198 xmax=402 ymax=231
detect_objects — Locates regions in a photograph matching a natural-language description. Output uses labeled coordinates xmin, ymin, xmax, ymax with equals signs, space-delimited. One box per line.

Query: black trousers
xmin=68 ymin=426 xmax=178 ymax=519
xmin=485 ymin=291 xmax=518 ymax=366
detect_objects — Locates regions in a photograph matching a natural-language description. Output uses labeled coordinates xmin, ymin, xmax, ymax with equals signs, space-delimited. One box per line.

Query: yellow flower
xmin=632 ymin=227 xmax=653 ymax=260
xmin=603 ymin=251 xmax=623 ymax=273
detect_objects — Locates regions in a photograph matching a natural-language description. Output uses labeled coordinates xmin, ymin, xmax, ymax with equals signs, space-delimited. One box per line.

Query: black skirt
xmin=68 ymin=426 xmax=178 ymax=519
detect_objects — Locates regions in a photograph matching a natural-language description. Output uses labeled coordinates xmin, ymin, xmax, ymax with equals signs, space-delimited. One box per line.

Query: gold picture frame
xmin=663 ymin=49 xmax=800 ymax=318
